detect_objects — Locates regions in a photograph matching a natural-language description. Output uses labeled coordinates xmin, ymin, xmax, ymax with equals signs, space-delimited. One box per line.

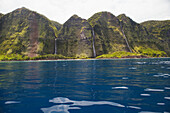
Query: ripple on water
xmin=167 ymin=67 xmax=170 ymax=70
xmin=127 ymin=106 xmax=141 ymax=109
xmin=41 ymin=97 xmax=125 ymax=113
xmin=144 ymin=88 xmax=164 ymax=92
xmin=49 ymin=97 xmax=125 ymax=107
xmin=139 ymin=111 xmax=161 ymax=113
xmin=153 ymin=73 xmax=170 ymax=78
xmin=165 ymin=87 xmax=170 ymax=90
xmin=41 ymin=105 xmax=80 ymax=113
xmin=122 ymin=77 xmax=129 ymax=80
xmin=157 ymin=103 xmax=165 ymax=105
xmin=164 ymin=97 xmax=170 ymax=100
xmin=135 ymin=62 xmax=147 ymax=65
xmin=5 ymin=101 xmax=20 ymax=104
xmin=140 ymin=94 xmax=151 ymax=97
xmin=159 ymin=61 xmax=170 ymax=64
xmin=151 ymin=61 xmax=170 ymax=65
xmin=112 ymin=86 xmax=129 ymax=89
xmin=129 ymin=67 xmax=137 ymax=70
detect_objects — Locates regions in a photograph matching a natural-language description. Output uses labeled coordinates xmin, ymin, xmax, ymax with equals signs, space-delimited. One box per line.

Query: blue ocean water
xmin=0 ymin=58 xmax=170 ymax=113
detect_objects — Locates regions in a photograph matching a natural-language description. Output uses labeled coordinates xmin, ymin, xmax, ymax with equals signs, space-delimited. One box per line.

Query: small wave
xmin=139 ymin=111 xmax=161 ymax=113
xmin=144 ymin=88 xmax=164 ymax=92
xmin=42 ymin=97 xmax=126 ymax=113
xmin=161 ymin=66 xmax=165 ymax=68
xmin=159 ymin=61 xmax=170 ymax=64
xmin=49 ymin=97 xmax=125 ymax=108
xmin=129 ymin=67 xmax=137 ymax=70
xmin=157 ymin=103 xmax=165 ymax=105
xmin=165 ymin=87 xmax=170 ymax=90
xmin=151 ymin=61 xmax=170 ymax=65
xmin=153 ymin=73 xmax=169 ymax=78
xmin=135 ymin=62 xmax=146 ymax=65
xmin=41 ymin=104 xmax=80 ymax=113
xmin=122 ymin=77 xmax=128 ymax=80
xmin=5 ymin=101 xmax=20 ymax=104
xmin=112 ymin=86 xmax=128 ymax=89
xmin=127 ymin=106 xmax=141 ymax=109
xmin=164 ymin=97 xmax=170 ymax=100
xmin=140 ymin=94 xmax=151 ymax=96
xmin=167 ymin=67 xmax=170 ymax=70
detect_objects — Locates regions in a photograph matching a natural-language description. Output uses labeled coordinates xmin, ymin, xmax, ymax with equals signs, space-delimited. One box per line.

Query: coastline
xmin=0 ymin=56 xmax=170 ymax=63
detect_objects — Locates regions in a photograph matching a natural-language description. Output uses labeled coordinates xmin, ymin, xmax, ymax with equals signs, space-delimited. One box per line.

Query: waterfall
xmin=92 ymin=28 xmax=96 ymax=57
xmin=54 ymin=39 xmax=57 ymax=54
xmin=120 ymin=25 xmax=132 ymax=53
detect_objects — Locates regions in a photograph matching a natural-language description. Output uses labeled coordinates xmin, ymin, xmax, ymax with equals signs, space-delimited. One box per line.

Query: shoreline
xmin=0 ymin=57 xmax=170 ymax=62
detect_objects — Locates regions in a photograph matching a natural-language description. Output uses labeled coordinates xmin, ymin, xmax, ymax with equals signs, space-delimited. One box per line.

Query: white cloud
xmin=0 ymin=0 xmax=170 ymax=24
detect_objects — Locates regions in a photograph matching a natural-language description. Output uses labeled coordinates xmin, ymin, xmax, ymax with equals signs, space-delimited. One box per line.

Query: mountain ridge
xmin=0 ymin=7 xmax=169 ymax=60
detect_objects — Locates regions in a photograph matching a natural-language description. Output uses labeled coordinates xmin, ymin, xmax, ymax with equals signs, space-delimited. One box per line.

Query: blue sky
xmin=0 ymin=0 xmax=170 ymax=24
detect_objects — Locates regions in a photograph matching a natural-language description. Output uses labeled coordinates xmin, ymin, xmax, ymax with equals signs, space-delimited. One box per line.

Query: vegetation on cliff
xmin=0 ymin=8 xmax=169 ymax=61
xmin=0 ymin=7 xmax=59 ymax=57
xmin=97 ymin=48 xmax=167 ymax=59
xmin=57 ymin=14 xmax=94 ymax=57
xmin=141 ymin=20 xmax=170 ymax=56
xmin=88 ymin=12 xmax=129 ymax=56
xmin=0 ymin=13 xmax=3 ymax=19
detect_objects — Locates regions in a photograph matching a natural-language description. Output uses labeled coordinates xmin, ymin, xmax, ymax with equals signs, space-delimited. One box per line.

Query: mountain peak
xmin=64 ymin=14 xmax=84 ymax=25
xmin=14 ymin=7 xmax=31 ymax=12
xmin=72 ymin=14 xmax=79 ymax=18
xmin=95 ymin=11 xmax=114 ymax=15
xmin=68 ymin=14 xmax=83 ymax=20
xmin=88 ymin=11 xmax=118 ymax=27
xmin=117 ymin=13 xmax=137 ymax=24
xmin=117 ymin=14 xmax=128 ymax=20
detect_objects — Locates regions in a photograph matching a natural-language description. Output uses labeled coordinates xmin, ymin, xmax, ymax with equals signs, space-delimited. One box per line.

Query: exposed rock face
xmin=28 ymin=12 xmax=39 ymax=57
xmin=57 ymin=15 xmax=94 ymax=57
xmin=0 ymin=7 xmax=58 ymax=56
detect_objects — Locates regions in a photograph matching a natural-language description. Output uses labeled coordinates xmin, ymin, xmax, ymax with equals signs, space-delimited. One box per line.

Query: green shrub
xmin=96 ymin=51 xmax=141 ymax=58
xmin=134 ymin=46 xmax=167 ymax=57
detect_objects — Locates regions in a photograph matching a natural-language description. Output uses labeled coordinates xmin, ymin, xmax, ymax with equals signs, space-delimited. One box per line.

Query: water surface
xmin=0 ymin=58 xmax=170 ymax=113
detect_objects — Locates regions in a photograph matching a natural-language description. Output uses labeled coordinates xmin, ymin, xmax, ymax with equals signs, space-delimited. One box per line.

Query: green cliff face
xmin=88 ymin=12 xmax=129 ymax=56
xmin=117 ymin=14 xmax=155 ymax=51
xmin=0 ymin=13 xmax=4 ymax=19
xmin=57 ymin=15 xmax=94 ymax=58
xmin=141 ymin=20 xmax=170 ymax=55
xmin=0 ymin=8 xmax=169 ymax=59
xmin=0 ymin=7 xmax=58 ymax=57
xmin=51 ymin=20 xmax=62 ymax=31
xmin=87 ymin=12 xmax=169 ymax=57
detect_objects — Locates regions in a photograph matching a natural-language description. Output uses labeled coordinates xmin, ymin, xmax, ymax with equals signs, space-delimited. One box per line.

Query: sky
xmin=0 ymin=0 xmax=170 ymax=24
